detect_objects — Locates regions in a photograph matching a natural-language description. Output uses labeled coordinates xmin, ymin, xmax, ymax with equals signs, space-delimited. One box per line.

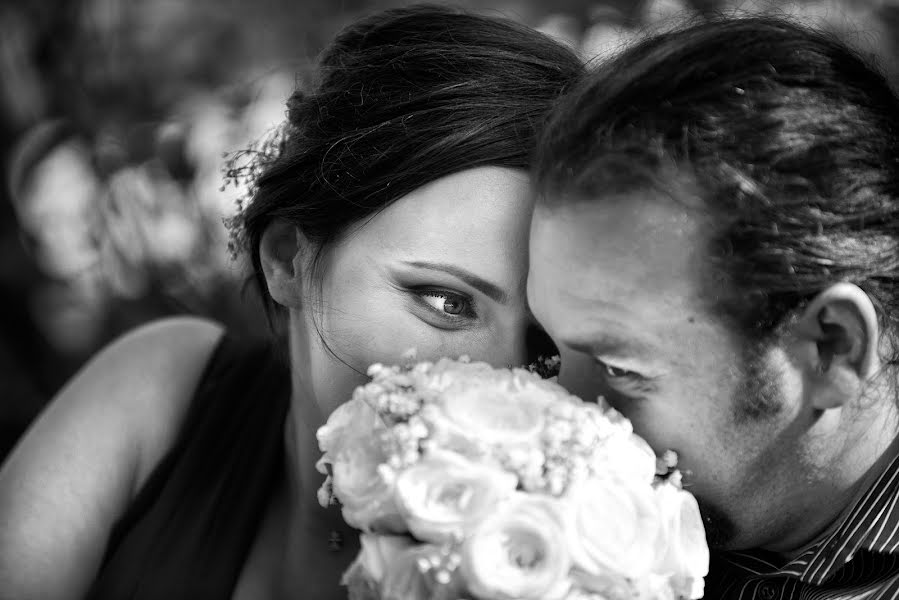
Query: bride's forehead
xmin=353 ymin=167 xmax=533 ymax=247
xmin=318 ymin=168 xmax=533 ymax=288
xmin=389 ymin=167 xmax=529 ymax=215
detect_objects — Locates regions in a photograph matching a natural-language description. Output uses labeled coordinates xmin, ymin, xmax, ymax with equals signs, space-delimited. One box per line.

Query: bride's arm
xmin=0 ymin=316 xmax=224 ymax=600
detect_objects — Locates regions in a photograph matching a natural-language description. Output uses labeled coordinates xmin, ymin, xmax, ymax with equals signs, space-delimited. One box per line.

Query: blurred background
xmin=1 ymin=0 xmax=897 ymax=460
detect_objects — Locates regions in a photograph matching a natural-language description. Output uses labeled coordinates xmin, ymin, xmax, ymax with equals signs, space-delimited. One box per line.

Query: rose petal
xmin=394 ymin=451 xmax=518 ymax=544
xmin=461 ymin=494 xmax=571 ymax=600
xmin=564 ymin=477 xmax=661 ymax=580
xmin=654 ymin=483 xmax=710 ymax=592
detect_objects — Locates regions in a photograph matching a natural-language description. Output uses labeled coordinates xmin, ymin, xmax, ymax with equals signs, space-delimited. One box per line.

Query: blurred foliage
xmin=1 ymin=0 xmax=897 ymax=458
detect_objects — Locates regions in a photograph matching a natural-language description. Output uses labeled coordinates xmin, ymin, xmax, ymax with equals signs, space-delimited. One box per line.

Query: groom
xmin=529 ymin=16 xmax=899 ymax=600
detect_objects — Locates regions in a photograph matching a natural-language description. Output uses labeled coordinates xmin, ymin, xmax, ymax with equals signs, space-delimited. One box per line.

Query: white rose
xmin=568 ymin=570 xmax=636 ymax=600
xmin=633 ymin=573 xmax=679 ymax=600
xmin=461 ymin=494 xmax=571 ymax=600
xmin=341 ymin=559 xmax=379 ymax=600
xmin=418 ymin=404 xmax=491 ymax=463
xmin=594 ymin=432 xmax=658 ymax=485
xmin=352 ymin=534 xmax=417 ymax=583
xmin=316 ymin=397 xmax=404 ymax=531
xmin=435 ymin=386 xmax=551 ymax=447
xmin=570 ymin=568 xmax=681 ymax=599
xmin=317 ymin=396 xmax=383 ymax=462
xmin=394 ymin=450 xmax=518 ymax=544
xmin=344 ymin=535 xmax=447 ymax=600
xmin=563 ymin=477 xmax=662 ymax=581
xmin=653 ymin=483 xmax=709 ymax=599
xmin=330 ymin=434 xmax=403 ymax=532
xmin=379 ymin=542 xmax=467 ymax=600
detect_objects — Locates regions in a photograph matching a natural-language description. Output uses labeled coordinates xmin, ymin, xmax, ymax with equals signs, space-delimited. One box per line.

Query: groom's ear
xmin=259 ymin=220 xmax=307 ymax=309
xmin=792 ymin=282 xmax=880 ymax=410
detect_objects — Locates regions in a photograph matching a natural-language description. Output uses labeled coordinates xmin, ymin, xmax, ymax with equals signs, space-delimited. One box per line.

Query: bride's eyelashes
xmin=411 ymin=288 xmax=478 ymax=328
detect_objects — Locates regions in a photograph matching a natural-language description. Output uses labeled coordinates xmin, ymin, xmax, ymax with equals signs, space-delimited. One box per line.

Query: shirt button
xmin=757 ymin=582 xmax=778 ymax=600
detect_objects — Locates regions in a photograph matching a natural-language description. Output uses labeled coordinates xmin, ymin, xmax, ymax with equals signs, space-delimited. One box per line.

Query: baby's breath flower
xmin=318 ymin=475 xmax=335 ymax=508
xmin=527 ymin=354 xmax=562 ymax=379
xmin=317 ymin=355 xmax=709 ymax=600
xmin=564 ymin=588 xmax=609 ymax=600
xmin=221 ymin=124 xmax=289 ymax=260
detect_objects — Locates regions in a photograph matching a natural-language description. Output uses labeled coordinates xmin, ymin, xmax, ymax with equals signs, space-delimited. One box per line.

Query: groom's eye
xmin=594 ymin=357 xmax=658 ymax=399
xmin=594 ymin=358 xmax=644 ymax=382
xmin=605 ymin=364 xmax=633 ymax=378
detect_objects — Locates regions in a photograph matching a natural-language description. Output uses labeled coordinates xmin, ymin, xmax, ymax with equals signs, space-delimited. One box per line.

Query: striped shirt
xmin=706 ymin=448 xmax=899 ymax=600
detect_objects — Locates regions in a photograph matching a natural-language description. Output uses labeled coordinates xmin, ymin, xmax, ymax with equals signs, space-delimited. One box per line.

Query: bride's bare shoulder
xmin=0 ymin=317 xmax=225 ymax=600
xmin=71 ymin=316 xmax=226 ymax=479
xmin=5 ymin=315 xmax=226 ymax=496
xmin=78 ymin=315 xmax=225 ymax=394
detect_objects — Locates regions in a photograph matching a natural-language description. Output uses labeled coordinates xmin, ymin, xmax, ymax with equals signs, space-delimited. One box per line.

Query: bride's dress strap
xmin=87 ymin=333 xmax=291 ymax=600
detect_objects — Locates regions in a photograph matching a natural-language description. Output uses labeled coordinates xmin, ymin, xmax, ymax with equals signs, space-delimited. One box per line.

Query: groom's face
xmin=528 ymin=190 xmax=811 ymax=551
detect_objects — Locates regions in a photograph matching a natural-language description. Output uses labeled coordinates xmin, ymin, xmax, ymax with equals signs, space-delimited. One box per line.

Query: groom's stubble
xmin=699 ymin=334 xmax=789 ymax=549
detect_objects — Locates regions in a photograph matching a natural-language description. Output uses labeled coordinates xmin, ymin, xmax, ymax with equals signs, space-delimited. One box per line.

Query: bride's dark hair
xmin=232 ymin=4 xmax=582 ymax=323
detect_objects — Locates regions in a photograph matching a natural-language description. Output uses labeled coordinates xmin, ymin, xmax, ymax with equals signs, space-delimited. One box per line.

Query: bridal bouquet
xmin=316 ymin=357 xmax=708 ymax=600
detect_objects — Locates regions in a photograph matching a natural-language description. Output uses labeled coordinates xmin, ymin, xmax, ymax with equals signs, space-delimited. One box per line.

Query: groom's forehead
xmin=536 ymin=165 xmax=708 ymax=215
xmin=531 ymin=190 xmax=714 ymax=307
xmin=534 ymin=184 xmax=711 ymax=251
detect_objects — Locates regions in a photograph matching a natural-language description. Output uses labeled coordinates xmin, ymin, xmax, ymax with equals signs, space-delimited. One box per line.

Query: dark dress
xmin=87 ymin=333 xmax=291 ymax=599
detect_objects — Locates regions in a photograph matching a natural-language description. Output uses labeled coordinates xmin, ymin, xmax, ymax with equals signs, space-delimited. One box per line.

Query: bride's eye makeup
xmin=410 ymin=288 xmax=478 ymax=328
xmin=390 ymin=261 xmax=505 ymax=331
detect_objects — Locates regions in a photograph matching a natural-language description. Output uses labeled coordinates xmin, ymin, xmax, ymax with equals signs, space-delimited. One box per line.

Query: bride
xmin=0 ymin=5 xmax=582 ymax=599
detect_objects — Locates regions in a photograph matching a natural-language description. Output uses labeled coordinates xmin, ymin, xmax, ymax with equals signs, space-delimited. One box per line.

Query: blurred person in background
xmin=0 ymin=5 xmax=582 ymax=600
xmin=536 ymin=0 xmax=899 ymax=81
xmin=0 ymin=0 xmax=286 ymax=461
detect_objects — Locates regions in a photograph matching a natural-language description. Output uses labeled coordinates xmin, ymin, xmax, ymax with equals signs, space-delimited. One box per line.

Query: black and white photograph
xmin=1 ymin=0 xmax=899 ymax=598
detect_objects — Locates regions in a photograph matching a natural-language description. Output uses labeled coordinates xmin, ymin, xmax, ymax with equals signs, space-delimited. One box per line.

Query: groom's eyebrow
xmin=402 ymin=260 xmax=509 ymax=304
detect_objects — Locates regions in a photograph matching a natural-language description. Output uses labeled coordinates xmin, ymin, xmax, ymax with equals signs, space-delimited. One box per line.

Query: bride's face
xmin=291 ymin=166 xmax=536 ymax=422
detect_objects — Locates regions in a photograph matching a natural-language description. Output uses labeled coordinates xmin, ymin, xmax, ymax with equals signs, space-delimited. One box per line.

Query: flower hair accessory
xmin=317 ymin=356 xmax=710 ymax=600
xmin=220 ymin=122 xmax=290 ymax=260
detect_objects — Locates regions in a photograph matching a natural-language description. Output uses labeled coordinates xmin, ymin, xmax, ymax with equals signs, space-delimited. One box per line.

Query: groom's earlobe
xmin=259 ymin=220 xmax=306 ymax=309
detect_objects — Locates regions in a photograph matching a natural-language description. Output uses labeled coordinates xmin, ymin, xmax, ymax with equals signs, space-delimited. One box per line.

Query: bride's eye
xmin=418 ymin=291 xmax=475 ymax=318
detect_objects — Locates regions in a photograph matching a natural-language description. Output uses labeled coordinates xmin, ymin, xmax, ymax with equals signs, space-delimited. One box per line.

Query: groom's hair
xmin=535 ymin=16 xmax=899 ymax=371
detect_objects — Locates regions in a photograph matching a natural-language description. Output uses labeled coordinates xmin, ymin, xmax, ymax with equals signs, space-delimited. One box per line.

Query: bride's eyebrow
xmin=401 ymin=260 xmax=509 ymax=304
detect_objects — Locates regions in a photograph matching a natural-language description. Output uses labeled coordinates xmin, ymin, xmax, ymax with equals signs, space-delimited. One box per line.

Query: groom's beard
xmin=733 ymin=336 xmax=788 ymax=424
xmin=701 ymin=336 xmax=787 ymax=551
xmin=697 ymin=498 xmax=738 ymax=549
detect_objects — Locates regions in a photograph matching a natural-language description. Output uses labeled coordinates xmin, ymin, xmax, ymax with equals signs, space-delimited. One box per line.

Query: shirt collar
xmin=721 ymin=437 xmax=899 ymax=585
